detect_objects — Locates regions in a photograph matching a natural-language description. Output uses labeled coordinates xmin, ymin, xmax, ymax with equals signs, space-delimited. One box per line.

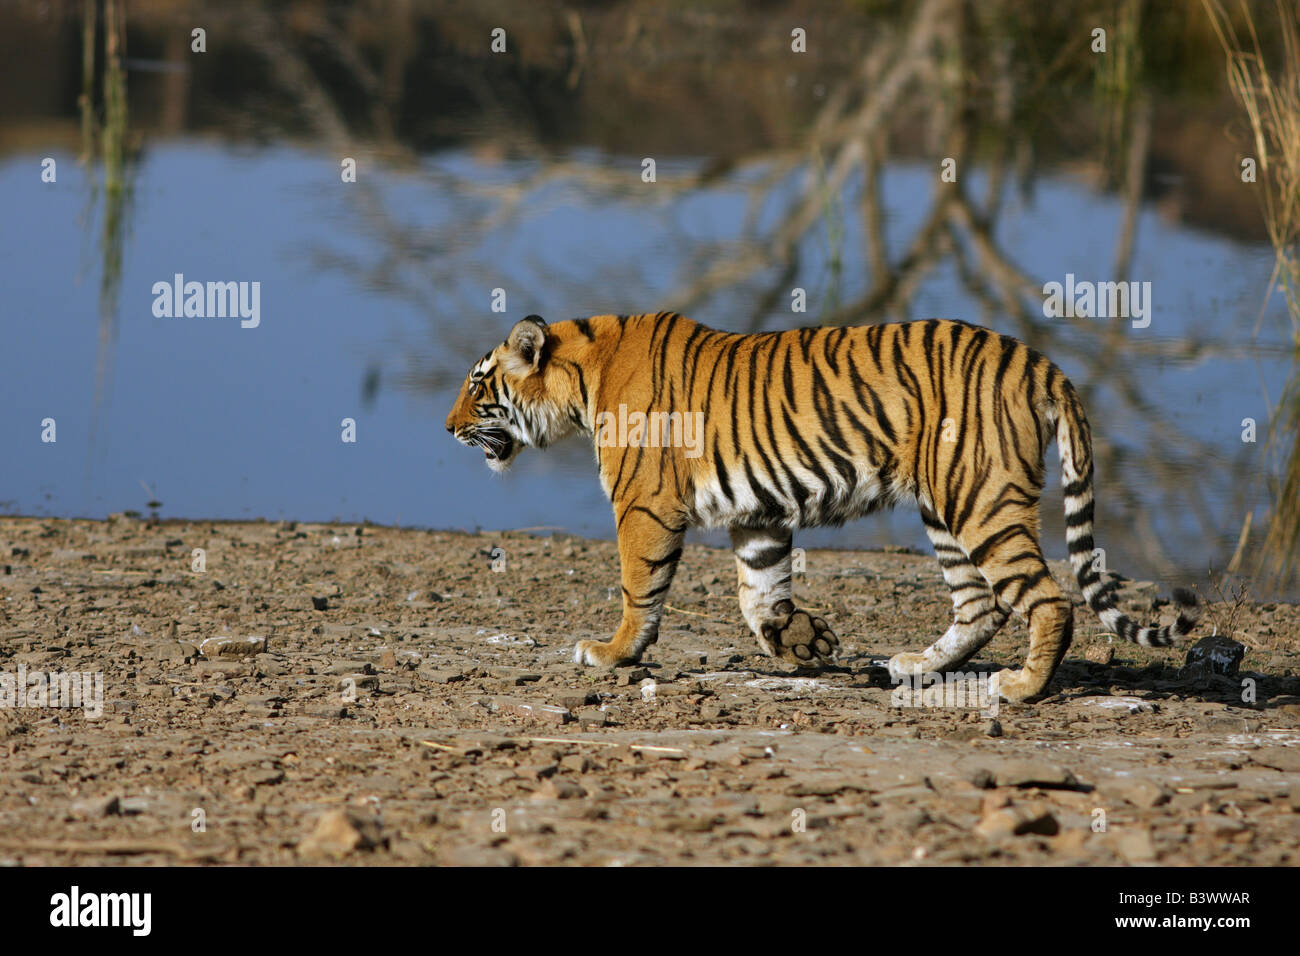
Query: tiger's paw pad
xmin=574 ymin=639 xmax=636 ymax=668
xmin=759 ymin=606 xmax=839 ymax=667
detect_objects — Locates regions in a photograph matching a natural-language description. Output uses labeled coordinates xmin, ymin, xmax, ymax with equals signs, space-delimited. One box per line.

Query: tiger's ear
xmin=504 ymin=316 xmax=547 ymax=376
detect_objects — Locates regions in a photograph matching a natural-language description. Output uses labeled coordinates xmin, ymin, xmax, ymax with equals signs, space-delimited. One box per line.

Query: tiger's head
xmin=445 ymin=315 xmax=581 ymax=473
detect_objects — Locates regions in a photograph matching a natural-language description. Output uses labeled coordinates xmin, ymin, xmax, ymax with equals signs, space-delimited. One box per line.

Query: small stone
xmin=558 ymin=691 xmax=595 ymax=710
xmin=325 ymin=661 xmax=373 ymax=676
xmin=441 ymin=844 xmax=517 ymax=867
xmin=1084 ymin=643 xmax=1114 ymax=665
xmin=143 ymin=642 xmax=192 ymax=662
xmin=981 ymin=790 xmax=1013 ymax=815
xmin=1250 ymin=747 xmax=1300 ymax=773
xmin=305 ymin=704 xmax=348 ymax=719
xmin=1197 ymin=714 xmax=1254 ymax=733
xmin=1115 ymin=828 xmax=1156 ymax=862
xmin=298 ymin=808 xmax=385 ymax=859
xmin=71 ymin=795 xmax=121 ymax=817
xmin=1181 ymin=635 xmax=1246 ymax=678
xmin=195 ymin=660 xmax=248 ymax=676
xmin=577 ymin=708 xmax=607 ymax=728
xmin=118 ymin=796 xmax=149 ymax=816
xmin=990 ymin=760 xmax=1080 ymax=790
xmin=417 ymin=667 xmax=464 ymax=684
xmin=199 ymin=636 xmax=266 ymax=658
xmin=1196 ymin=816 xmax=1247 ymax=836
xmin=1101 ymin=778 xmax=1169 ymax=809
xmin=338 ymin=674 xmax=379 ymax=692
xmin=699 ymin=700 xmax=725 ymax=721
xmin=974 ymin=805 xmax=1058 ymax=838
xmin=243 ymin=697 xmax=282 ymax=718
xmin=559 ymin=754 xmax=590 ymax=774
xmin=493 ymin=697 xmax=571 ymax=725
xmin=488 ymin=667 xmax=542 ymax=686
xmin=1052 ymin=828 xmax=1091 ymax=855
xmin=311 ymin=596 xmax=330 ymax=611
xmin=662 ymin=815 xmax=721 ymax=833
xmin=970 ymin=768 xmax=997 ymax=790
xmin=985 ymin=719 xmax=1003 ymax=738
xmin=531 ymin=778 xmax=587 ymax=800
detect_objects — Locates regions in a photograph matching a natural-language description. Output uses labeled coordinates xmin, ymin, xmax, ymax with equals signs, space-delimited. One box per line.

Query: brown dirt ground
xmin=1 ymin=515 xmax=1299 ymax=866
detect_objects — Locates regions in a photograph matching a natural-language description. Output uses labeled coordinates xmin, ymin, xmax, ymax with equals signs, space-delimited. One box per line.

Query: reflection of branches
xmin=87 ymin=0 xmax=138 ymax=445
xmin=212 ymin=0 xmax=1279 ymax=587
xmin=641 ymin=0 xmax=1270 ymax=581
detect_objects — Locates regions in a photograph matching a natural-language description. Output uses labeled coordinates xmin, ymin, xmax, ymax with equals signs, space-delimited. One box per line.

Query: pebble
xmin=488 ymin=667 xmax=542 ymax=686
xmin=325 ymin=661 xmax=373 ymax=676
xmin=1181 ymin=635 xmax=1246 ymax=678
xmin=1115 ymin=828 xmax=1157 ymax=862
xmin=199 ymin=636 xmax=266 ymax=658
xmin=531 ymin=778 xmax=587 ymax=800
xmin=558 ymin=691 xmax=596 ymax=710
xmin=417 ymin=667 xmax=464 ymax=684
xmin=1084 ymin=643 xmax=1115 ymax=665
xmin=492 ymin=697 xmax=572 ymax=725
xmin=1197 ymin=714 xmax=1256 ymax=733
xmin=559 ymin=754 xmax=590 ymax=774
xmin=1250 ymin=747 xmax=1300 ymax=773
xmin=981 ymin=760 xmax=1081 ymax=790
xmin=1100 ymin=777 xmax=1169 ymax=809
xmin=298 ymin=808 xmax=385 ymax=859
xmin=974 ymin=804 xmax=1059 ymax=838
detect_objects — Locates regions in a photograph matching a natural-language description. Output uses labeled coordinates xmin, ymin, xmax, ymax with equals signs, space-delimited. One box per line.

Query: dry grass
xmin=1204 ymin=0 xmax=1300 ymax=588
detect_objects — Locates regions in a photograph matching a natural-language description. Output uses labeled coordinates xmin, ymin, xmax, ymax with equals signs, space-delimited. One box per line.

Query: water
xmin=0 ymin=0 xmax=1294 ymax=597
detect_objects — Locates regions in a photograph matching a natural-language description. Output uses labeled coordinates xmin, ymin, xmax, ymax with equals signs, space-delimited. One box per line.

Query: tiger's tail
xmin=1052 ymin=380 xmax=1200 ymax=647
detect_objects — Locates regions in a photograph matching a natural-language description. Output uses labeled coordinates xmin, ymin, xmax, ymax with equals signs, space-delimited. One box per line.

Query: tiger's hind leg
xmin=731 ymin=527 xmax=839 ymax=667
xmin=961 ymin=523 xmax=1073 ymax=703
xmin=888 ymin=511 xmax=1011 ymax=681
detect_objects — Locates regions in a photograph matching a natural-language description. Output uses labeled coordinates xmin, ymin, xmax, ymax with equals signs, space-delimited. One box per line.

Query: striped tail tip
xmin=1099 ymin=586 xmax=1200 ymax=648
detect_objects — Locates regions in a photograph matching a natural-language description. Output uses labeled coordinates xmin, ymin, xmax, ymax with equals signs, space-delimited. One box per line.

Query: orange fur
xmin=447 ymin=313 xmax=1198 ymax=701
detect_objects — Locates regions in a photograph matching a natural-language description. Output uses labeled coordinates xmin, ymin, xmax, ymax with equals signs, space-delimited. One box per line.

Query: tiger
xmin=445 ymin=312 xmax=1200 ymax=702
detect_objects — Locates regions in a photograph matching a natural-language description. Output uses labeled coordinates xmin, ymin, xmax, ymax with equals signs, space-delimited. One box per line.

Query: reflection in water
xmin=1 ymin=0 xmax=1297 ymax=598
xmin=79 ymin=0 xmax=137 ymax=438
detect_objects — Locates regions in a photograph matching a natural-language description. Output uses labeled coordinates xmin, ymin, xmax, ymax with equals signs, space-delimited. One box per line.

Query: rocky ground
xmin=1 ymin=515 xmax=1298 ymax=866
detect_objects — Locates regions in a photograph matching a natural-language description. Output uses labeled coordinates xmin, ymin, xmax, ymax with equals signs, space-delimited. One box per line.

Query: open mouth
xmin=477 ymin=430 xmax=515 ymax=462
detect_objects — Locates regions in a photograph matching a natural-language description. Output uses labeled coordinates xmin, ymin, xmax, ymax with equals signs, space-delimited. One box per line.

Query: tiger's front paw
xmin=574 ymin=639 xmax=637 ymax=668
xmin=988 ymin=668 xmax=1045 ymax=703
xmin=758 ymin=602 xmax=840 ymax=667
xmin=887 ymin=651 xmax=930 ymax=683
